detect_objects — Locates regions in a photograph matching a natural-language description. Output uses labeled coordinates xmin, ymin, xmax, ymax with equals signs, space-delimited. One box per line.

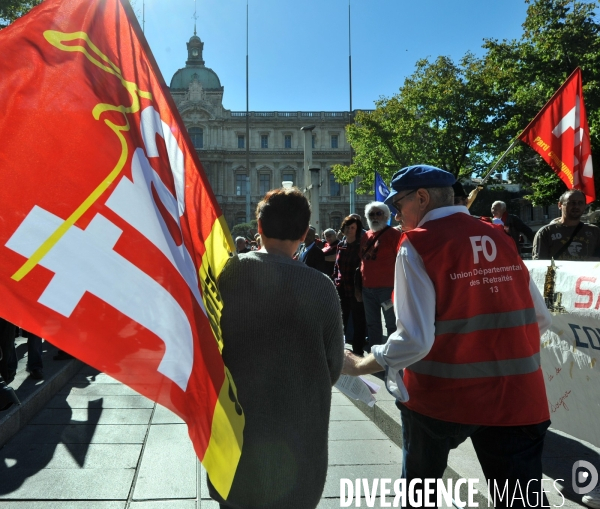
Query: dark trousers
xmin=399 ymin=403 xmax=550 ymax=509
xmin=24 ymin=331 xmax=43 ymax=371
xmin=0 ymin=318 xmax=16 ymax=382
xmin=339 ymin=291 xmax=366 ymax=355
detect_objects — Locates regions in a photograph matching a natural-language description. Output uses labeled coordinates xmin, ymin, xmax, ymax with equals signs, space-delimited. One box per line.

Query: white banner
xmin=527 ymin=260 xmax=600 ymax=447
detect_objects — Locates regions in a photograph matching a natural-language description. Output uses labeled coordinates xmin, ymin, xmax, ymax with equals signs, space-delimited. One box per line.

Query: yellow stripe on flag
xmin=199 ymin=215 xmax=244 ymax=498
xmin=203 ymin=367 xmax=245 ymax=499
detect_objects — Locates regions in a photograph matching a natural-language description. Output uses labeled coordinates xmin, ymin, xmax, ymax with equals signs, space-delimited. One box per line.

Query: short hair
xmin=256 ymin=187 xmax=311 ymax=241
xmin=427 ymin=187 xmax=454 ymax=207
xmin=340 ymin=215 xmax=364 ymax=235
xmin=235 ymin=236 xmax=246 ymax=243
xmin=323 ymin=228 xmax=336 ymax=237
xmin=559 ymin=189 xmax=585 ymax=205
xmin=365 ymin=201 xmax=391 ymax=221
xmin=491 ymin=200 xmax=507 ymax=211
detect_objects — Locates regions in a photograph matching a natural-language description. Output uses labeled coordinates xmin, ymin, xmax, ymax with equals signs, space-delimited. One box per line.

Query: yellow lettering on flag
xmin=533 ymin=136 xmax=550 ymax=152
xmin=548 ymin=151 xmax=574 ymax=185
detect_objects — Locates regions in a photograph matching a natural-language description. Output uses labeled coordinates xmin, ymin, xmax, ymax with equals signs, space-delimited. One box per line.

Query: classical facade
xmin=169 ymin=33 xmax=371 ymax=232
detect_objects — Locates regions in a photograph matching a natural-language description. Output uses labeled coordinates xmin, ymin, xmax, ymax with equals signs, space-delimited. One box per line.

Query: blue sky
xmin=138 ymin=0 xmax=530 ymax=112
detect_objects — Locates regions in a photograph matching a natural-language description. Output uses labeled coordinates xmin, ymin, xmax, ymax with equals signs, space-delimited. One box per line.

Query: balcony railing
xmin=227 ymin=111 xmax=352 ymax=119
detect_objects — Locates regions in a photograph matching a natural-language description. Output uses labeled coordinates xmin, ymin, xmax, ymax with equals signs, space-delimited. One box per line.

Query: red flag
xmin=519 ymin=68 xmax=595 ymax=203
xmin=0 ymin=0 xmax=243 ymax=498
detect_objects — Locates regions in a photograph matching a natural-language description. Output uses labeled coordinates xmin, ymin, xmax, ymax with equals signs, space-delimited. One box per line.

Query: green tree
xmin=483 ymin=0 xmax=600 ymax=205
xmin=230 ymin=220 xmax=258 ymax=241
xmin=335 ymin=0 xmax=600 ymax=205
xmin=0 ymin=0 xmax=42 ymax=28
xmin=333 ymin=53 xmax=498 ymax=193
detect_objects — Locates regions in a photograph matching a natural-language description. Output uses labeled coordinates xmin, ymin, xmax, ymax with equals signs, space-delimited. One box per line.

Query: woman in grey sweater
xmin=208 ymin=187 xmax=344 ymax=509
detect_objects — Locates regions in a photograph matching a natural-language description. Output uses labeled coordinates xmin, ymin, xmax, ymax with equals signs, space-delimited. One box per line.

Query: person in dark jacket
xmin=332 ymin=216 xmax=367 ymax=355
xmin=491 ymin=201 xmax=534 ymax=255
xmin=298 ymin=226 xmax=326 ymax=273
xmin=208 ymin=187 xmax=344 ymax=509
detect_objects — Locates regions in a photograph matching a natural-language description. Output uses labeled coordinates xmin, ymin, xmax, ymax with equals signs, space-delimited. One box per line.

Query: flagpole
xmin=466 ymin=137 xmax=520 ymax=209
xmin=245 ymin=0 xmax=251 ymax=222
xmin=348 ymin=0 xmax=356 ymax=215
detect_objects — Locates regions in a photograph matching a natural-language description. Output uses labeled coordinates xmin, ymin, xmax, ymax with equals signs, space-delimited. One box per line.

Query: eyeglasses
xmin=392 ymin=189 xmax=417 ymax=209
xmin=368 ymin=210 xmax=384 ymax=218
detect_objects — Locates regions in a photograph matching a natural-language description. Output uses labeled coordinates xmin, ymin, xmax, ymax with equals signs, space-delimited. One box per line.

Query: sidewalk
xmin=347 ymin=373 xmax=595 ymax=509
xmin=0 ymin=363 xmax=404 ymax=508
xmin=0 ymin=359 xmax=596 ymax=507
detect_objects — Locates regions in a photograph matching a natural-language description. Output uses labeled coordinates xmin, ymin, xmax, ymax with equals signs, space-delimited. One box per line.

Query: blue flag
xmin=375 ymin=172 xmax=397 ymax=222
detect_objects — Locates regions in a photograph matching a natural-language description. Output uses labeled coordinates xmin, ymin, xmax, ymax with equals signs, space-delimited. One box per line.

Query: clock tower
xmin=186 ymin=34 xmax=204 ymax=66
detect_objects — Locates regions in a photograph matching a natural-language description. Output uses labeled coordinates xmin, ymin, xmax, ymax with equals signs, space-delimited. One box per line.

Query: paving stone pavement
xmin=0 ymin=365 xmax=406 ymax=508
xmin=0 ymin=363 xmax=594 ymax=508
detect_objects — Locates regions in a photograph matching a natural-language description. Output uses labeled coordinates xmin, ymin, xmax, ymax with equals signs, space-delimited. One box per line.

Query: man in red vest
xmin=342 ymin=165 xmax=552 ymax=508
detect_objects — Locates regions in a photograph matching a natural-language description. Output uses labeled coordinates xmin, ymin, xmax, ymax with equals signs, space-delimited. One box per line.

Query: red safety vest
xmin=402 ymin=212 xmax=549 ymax=426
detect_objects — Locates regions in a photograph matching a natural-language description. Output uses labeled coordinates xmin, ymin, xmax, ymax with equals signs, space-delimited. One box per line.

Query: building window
xmin=238 ymin=135 xmax=245 ymax=148
xmin=312 ymin=134 xmax=316 ymax=149
xmin=331 ymin=134 xmax=339 ymax=149
xmin=236 ymin=174 xmax=247 ymax=196
xmin=284 ymin=135 xmax=292 ymax=149
xmin=330 ymin=173 xmax=341 ymax=197
xmin=189 ymin=127 xmax=203 ymax=149
xmin=330 ymin=215 xmax=342 ymax=231
xmin=282 ymin=171 xmax=295 ymax=185
xmin=261 ymin=134 xmax=269 ymax=149
xmin=259 ymin=174 xmax=271 ymax=195
xmin=235 ymin=213 xmax=247 ymax=225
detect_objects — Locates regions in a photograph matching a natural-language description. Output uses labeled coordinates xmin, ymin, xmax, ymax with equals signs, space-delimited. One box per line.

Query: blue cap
xmin=384 ymin=165 xmax=456 ymax=207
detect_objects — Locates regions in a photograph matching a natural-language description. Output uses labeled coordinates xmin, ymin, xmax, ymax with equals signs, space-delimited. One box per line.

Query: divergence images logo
xmin=573 ymin=460 xmax=598 ymax=495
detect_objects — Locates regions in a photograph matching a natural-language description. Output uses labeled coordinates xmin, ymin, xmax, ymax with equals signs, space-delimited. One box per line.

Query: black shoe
xmin=53 ymin=350 xmax=73 ymax=360
xmin=26 ymin=367 xmax=44 ymax=380
xmin=0 ymin=382 xmax=20 ymax=411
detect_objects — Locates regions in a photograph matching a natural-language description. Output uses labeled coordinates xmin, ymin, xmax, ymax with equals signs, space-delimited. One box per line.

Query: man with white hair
xmin=235 ymin=236 xmax=250 ymax=254
xmin=359 ymin=201 xmax=402 ymax=350
xmin=491 ymin=200 xmax=534 ymax=255
xmin=321 ymin=228 xmax=339 ymax=277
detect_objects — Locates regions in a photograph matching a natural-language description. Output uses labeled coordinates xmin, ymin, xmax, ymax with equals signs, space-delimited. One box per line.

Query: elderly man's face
xmin=367 ymin=207 xmax=387 ymax=232
xmin=324 ymin=232 xmax=336 ymax=244
xmin=236 ymin=239 xmax=247 ymax=252
xmin=393 ymin=189 xmax=420 ymax=231
xmin=491 ymin=204 xmax=504 ymax=218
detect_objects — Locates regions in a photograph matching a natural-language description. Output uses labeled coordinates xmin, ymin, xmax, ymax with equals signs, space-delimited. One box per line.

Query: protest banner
xmin=527 ymin=260 xmax=600 ymax=447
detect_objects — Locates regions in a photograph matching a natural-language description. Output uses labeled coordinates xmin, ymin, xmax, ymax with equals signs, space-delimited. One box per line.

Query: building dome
xmin=170 ymin=67 xmax=222 ymax=90
xmin=169 ymin=33 xmax=223 ymax=92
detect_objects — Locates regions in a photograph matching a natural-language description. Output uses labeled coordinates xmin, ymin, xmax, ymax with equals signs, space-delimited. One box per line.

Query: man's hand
xmin=342 ymin=350 xmax=383 ymax=376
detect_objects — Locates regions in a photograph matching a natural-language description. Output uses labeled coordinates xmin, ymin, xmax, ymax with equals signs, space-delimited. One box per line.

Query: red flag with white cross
xmin=0 ymin=0 xmax=243 ymax=498
xmin=519 ymin=67 xmax=595 ymax=203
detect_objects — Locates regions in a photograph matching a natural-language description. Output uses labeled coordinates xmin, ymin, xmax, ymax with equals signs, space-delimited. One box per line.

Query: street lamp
xmin=300 ymin=126 xmax=321 ymax=231
xmin=300 ymin=124 xmax=316 ymax=192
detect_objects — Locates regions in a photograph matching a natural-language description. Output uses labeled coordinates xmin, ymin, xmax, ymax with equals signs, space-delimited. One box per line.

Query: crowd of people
xmin=214 ymin=166 xmax=600 ymax=509
xmin=2 ymin=168 xmax=600 ymax=509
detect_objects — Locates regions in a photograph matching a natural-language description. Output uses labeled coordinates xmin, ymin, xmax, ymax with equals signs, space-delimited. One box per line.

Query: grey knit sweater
xmin=209 ymin=251 xmax=344 ymax=509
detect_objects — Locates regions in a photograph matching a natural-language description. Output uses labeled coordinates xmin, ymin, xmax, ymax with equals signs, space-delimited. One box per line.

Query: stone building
xmin=169 ymin=32 xmax=371 ymax=232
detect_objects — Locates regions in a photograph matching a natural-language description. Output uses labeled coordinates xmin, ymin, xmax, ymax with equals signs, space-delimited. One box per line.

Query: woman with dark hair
xmin=332 ymin=215 xmax=367 ymax=355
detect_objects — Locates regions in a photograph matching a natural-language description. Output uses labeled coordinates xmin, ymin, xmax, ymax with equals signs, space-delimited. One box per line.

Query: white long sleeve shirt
xmin=371 ymin=205 xmax=552 ymax=401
